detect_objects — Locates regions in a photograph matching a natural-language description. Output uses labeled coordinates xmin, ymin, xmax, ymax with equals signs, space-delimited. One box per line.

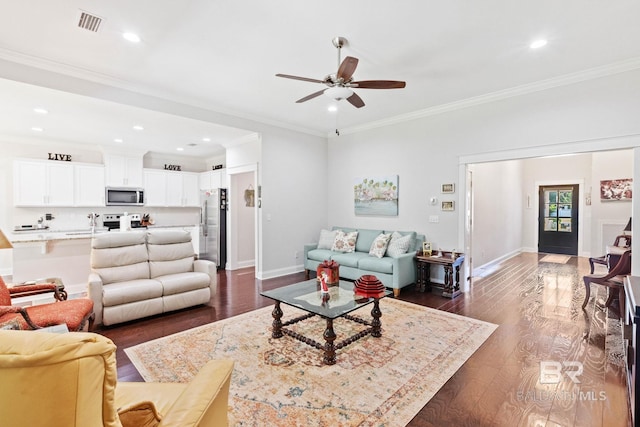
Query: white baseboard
xmin=258 ymin=264 xmax=305 ymax=280
xmin=473 ymin=248 xmax=522 ymax=275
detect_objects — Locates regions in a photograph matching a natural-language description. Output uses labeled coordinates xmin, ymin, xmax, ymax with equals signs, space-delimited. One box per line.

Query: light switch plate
xmin=429 ymin=215 xmax=439 ymax=223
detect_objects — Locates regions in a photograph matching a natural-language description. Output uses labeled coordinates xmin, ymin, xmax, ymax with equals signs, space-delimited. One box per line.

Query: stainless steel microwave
xmin=105 ymin=187 xmax=145 ymax=206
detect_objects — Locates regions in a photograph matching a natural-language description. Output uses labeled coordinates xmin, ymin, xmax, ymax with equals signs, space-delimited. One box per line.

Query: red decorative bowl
xmin=354 ymin=275 xmax=385 ymax=293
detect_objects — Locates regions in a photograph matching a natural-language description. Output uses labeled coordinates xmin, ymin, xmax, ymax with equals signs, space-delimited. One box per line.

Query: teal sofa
xmin=304 ymin=227 xmax=425 ymax=296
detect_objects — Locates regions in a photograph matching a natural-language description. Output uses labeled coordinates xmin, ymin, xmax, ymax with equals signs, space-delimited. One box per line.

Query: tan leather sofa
xmin=0 ymin=330 xmax=234 ymax=427
xmin=89 ymin=230 xmax=217 ymax=326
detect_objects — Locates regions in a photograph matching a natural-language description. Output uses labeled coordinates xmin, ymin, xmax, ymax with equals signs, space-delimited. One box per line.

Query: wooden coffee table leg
xmin=371 ymin=299 xmax=382 ymax=338
xmin=271 ymin=301 xmax=283 ymax=338
xmin=323 ymin=318 xmax=337 ymax=365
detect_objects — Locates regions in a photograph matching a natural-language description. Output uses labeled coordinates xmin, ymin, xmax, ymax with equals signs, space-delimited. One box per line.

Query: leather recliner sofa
xmin=89 ymin=229 xmax=217 ymax=326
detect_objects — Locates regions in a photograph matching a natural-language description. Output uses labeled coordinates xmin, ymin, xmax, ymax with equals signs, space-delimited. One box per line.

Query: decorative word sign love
xmin=48 ymin=153 xmax=72 ymax=161
xmin=213 ymin=164 xmax=223 ymax=170
xmin=164 ymin=164 xmax=182 ymax=171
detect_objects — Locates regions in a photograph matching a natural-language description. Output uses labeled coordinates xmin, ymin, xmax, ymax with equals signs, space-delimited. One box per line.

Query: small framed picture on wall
xmin=441 ymin=183 xmax=455 ymax=194
xmin=441 ymin=201 xmax=455 ymax=211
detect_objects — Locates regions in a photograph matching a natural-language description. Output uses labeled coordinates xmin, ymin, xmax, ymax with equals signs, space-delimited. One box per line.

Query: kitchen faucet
xmin=88 ymin=212 xmax=99 ymax=233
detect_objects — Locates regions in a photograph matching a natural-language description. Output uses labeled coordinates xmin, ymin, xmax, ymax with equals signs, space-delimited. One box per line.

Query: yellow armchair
xmin=0 ymin=330 xmax=233 ymax=427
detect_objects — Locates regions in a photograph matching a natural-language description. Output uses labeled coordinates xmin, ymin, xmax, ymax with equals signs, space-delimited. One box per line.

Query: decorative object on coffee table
xmin=354 ymin=275 xmax=385 ymax=297
xmin=320 ymin=272 xmax=329 ymax=293
xmin=316 ymin=260 xmax=340 ymax=284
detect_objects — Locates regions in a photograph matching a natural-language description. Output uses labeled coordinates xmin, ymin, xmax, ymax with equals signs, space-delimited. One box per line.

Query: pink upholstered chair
xmin=0 ymin=276 xmax=94 ymax=331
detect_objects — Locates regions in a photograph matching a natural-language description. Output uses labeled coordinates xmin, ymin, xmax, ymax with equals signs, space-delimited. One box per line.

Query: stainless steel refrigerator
xmin=199 ymin=189 xmax=227 ymax=268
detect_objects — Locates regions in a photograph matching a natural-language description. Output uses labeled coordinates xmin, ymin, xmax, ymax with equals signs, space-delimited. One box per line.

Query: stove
xmin=103 ymin=213 xmax=145 ymax=230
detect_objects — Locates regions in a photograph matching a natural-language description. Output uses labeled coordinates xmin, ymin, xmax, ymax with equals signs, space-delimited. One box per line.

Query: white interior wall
xmin=329 ymin=68 xmax=640 ymax=267
xmin=259 ymin=129 xmax=328 ymax=279
xmin=589 ymin=150 xmax=634 ymax=254
xmin=470 ymin=160 xmax=523 ymax=268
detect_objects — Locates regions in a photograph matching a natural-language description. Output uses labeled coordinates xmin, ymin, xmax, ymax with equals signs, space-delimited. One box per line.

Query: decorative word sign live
xmin=48 ymin=153 xmax=72 ymax=161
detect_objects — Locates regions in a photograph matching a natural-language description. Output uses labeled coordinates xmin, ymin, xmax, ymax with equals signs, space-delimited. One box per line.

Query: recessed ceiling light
xmin=31 ymin=127 xmax=44 ymax=132
xmin=114 ymin=138 xmax=123 ymax=143
xmin=202 ymin=137 xmax=211 ymax=142
xmin=133 ymin=125 xmax=144 ymax=131
xmin=33 ymin=107 xmax=48 ymax=114
xmin=122 ymin=32 xmax=141 ymax=43
xmin=530 ymin=39 xmax=548 ymax=49
xmin=176 ymin=147 xmax=184 ymax=151
xmin=328 ymin=105 xmax=338 ymax=112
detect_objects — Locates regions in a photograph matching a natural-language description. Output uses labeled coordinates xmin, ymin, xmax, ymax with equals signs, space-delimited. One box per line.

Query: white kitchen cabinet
xmin=13 ymin=159 xmax=74 ymax=206
xmin=104 ymin=154 xmax=143 ymax=187
xmin=199 ymin=169 xmax=226 ymax=191
xmin=74 ymin=164 xmax=105 ymax=206
xmin=144 ymin=170 xmax=200 ymax=207
xmin=182 ymin=172 xmax=200 ymax=207
xmin=143 ymin=169 xmax=168 ymax=206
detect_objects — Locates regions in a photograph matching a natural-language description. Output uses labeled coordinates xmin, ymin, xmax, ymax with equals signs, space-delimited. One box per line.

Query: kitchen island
xmin=9 ymin=229 xmax=109 ymax=298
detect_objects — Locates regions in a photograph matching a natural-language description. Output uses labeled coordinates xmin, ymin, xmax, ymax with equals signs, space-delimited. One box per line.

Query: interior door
xmin=538 ymin=185 xmax=579 ymax=255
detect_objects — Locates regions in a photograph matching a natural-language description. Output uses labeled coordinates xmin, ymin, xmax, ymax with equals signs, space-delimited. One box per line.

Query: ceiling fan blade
xmin=346 ymin=92 xmax=365 ymax=108
xmin=276 ymin=74 xmax=325 ymax=84
xmin=296 ymin=89 xmax=326 ymax=103
xmin=351 ymin=80 xmax=406 ymax=89
xmin=337 ymin=56 xmax=359 ymax=81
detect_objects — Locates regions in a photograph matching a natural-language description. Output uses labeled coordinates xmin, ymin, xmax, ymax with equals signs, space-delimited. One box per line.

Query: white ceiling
xmin=0 ymin=0 xmax=639 ymax=158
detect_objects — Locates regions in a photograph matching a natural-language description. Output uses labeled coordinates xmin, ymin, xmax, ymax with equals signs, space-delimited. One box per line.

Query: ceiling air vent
xmin=77 ymin=10 xmax=104 ymax=33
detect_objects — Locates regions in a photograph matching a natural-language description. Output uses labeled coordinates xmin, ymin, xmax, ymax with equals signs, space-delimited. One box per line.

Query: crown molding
xmin=0 ymin=47 xmax=325 ymax=138
xmin=330 ymin=56 xmax=640 ymax=138
xmin=1 ymin=47 xmax=639 ymax=142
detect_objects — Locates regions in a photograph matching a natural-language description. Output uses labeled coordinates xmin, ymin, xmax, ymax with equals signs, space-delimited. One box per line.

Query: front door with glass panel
xmin=538 ymin=185 xmax=579 ymax=255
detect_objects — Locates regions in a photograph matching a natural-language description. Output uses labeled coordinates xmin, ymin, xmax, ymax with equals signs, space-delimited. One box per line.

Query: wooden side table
xmin=415 ymin=252 xmax=464 ymax=298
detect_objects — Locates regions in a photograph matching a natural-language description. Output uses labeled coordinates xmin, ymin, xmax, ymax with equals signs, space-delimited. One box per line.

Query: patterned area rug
xmin=125 ymin=298 xmax=497 ymax=426
xmin=540 ymin=254 xmax=572 ymax=264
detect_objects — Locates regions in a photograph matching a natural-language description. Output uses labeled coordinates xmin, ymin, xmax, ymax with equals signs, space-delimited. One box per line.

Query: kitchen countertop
xmin=10 ymin=228 xmax=112 ymax=243
xmin=10 ymin=225 xmax=198 ymax=243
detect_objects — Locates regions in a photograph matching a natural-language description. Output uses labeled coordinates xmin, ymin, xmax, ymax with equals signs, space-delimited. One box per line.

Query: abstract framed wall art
xmin=354 ymin=175 xmax=398 ymax=216
xmin=600 ymin=179 xmax=632 ymax=201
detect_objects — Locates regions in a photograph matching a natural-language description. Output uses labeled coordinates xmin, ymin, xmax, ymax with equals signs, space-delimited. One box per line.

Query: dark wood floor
xmin=98 ymin=253 xmax=630 ymax=426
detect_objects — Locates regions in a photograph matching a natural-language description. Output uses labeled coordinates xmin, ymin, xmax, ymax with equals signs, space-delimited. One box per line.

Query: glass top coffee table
xmin=260 ymin=279 xmax=392 ymax=365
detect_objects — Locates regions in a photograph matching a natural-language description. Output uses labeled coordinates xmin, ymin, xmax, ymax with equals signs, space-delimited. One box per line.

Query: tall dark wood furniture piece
xmin=624 ymin=275 xmax=640 ymax=427
xmin=415 ymin=252 xmax=464 ymax=298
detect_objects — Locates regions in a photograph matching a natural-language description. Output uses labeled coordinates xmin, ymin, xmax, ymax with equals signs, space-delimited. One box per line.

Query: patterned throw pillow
xmin=369 ymin=233 xmax=392 ymax=258
xmin=332 ymin=230 xmax=358 ymax=253
xmin=317 ymin=229 xmax=337 ymax=249
xmin=386 ymin=231 xmax=412 ymax=257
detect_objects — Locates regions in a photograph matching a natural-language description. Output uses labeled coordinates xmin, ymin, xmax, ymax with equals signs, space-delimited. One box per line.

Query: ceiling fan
xmin=276 ymin=37 xmax=406 ymax=109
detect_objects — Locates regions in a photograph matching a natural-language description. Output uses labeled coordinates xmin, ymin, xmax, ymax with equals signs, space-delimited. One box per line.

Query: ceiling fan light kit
xmin=324 ymin=86 xmax=353 ymax=100
xmin=276 ymin=36 xmax=405 ymax=109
